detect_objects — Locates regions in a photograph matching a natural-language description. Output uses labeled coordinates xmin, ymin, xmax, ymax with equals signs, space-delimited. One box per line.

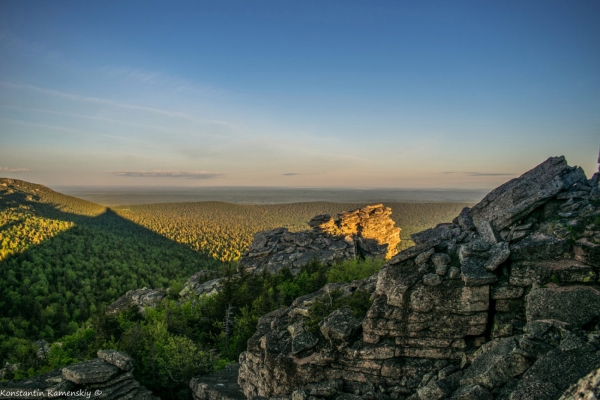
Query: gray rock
xmin=431 ymin=253 xmax=451 ymax=269
xmin=491 ymin=284 xmax=524 ymax=300
xmin=334 ymin=394 xmax=363 ymax=400
xmin=306 ymin=380 xmax=343 ymax=398
xmin=460 ymin=337 xmax=531 ymax=388
xmin=456 ymin=207 xmax=476 ymax=231
xmin=510 ymin=260 xmax=597 ymax=287
xmin=62 ymin=359 xmax=120 ymax=385
xmin=459 ymin=240 xmax=491 ymax=262
xmin=469 ymin=156 xmax=587 ymax=231
xmin=526 ymin=286 xmax=600 ymax=327
xmin=412 ymin=224 xmax=454 ymax=246
xmin=509 ymin=233 xmax=570 ymax=261
xmin=292 ymin=333 xmax=319 ymax=355
xmin=461 ymin=258 xmax=498 ymax=286
xmin=559 ymin=366 xmax=600 ymax=400
xmin=451 ymin=384 xmax=493 ymax=400
xmin=448 ymin=266 xmax=461 ymax=279
xmin=423 ymin=273 xmax=442 ymax=286
xmin=509 ymin=348 xmax=600 ymax=400
xmin=416 ymin=378 xmax=449 ymax=400
xmin=97 ymin=350 xmax=134 ymax=371
xmin=415 ymin=248 xmax=435 ymax=266
xmin=320 ymin=307 xmax=361 ymax=342
xmin=435 ymin=264 xmax=449 ymax=276
xmin=484 ymin=242 xmax=510 ymax=271
xmin=190 ymin=364 xmax=245 ymax=400
xmin=106 ymin=288 xmax=166 ymax=315
xmin=476 ymin=220 xmax=503 ymax=245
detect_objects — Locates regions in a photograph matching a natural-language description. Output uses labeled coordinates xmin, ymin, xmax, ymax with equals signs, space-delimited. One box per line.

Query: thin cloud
xmin=0 ymin=167 xmax=31 ymax=172
xmin=440 ymin=171 xmax=514 ymax=177
xmin=282 ymin=173 xmax=300 ymax=176
xmin=111 ymin=170 xmax=223 ymax=179
xmin=0 ymin=81 xmax=232 ymax=127
xmin=466 ymin=172 xmax=515 ymax=177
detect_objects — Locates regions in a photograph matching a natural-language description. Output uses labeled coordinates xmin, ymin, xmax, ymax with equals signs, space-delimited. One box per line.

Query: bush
xmin=326 ymin=258 xmax=384 ymax=283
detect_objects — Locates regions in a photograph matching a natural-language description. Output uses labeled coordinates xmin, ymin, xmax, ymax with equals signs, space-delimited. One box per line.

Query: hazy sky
xmin=0 ymin=1 xmax=598 ymax=188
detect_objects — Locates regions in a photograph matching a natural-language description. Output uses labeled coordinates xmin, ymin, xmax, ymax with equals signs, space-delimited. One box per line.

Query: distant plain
xmin=56 ymin=186 xmax=490 ymax=206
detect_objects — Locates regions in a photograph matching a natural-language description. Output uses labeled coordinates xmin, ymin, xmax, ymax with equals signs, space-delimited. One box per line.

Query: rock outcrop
xmin=106 ymin=287 xmax=166 ymax=315
xmin=191 ymin=156 xmax=600 ymax=400
xmin=181 ymin=205 xmax=401 ymax=299
xmin=0 ymin=350 xmax=157 ymax=399
xmin=239 ymin=204 xmax=401 ymax=276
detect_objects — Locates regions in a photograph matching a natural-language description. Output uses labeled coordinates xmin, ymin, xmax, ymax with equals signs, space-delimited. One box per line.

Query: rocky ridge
xmin=191 ymin=156 xmax=600 ymax=400
xmin=239 ymin=204 xmax=401 ymax=275
xmin=0 ymin=350 xmax=157 ymax=400
xmin=180 ymin=204 xmax=401 ymax=298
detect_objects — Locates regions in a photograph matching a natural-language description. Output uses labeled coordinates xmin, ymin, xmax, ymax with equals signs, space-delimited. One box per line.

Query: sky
xmin=0 ymin=0 xmax=598 ymax=189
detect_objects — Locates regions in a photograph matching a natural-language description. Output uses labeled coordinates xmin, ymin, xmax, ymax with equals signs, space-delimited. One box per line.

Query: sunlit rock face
xmin=224 ymin=157 xmax=600 ymax=400
xmin=238 ymin=204 xmax=401 ymax=276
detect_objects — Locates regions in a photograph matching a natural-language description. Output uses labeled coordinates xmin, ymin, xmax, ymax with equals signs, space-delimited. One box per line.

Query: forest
xmin=0 ymin=178 xmax=469 ymax=399
xmin=113 ymin=201 xmax=469 ymax=262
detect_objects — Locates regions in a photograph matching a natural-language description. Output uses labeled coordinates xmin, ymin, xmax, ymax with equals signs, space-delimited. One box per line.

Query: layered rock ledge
xmin=0 ymin=350 xmax=157 ymax=400
xmin=193 ymin=156 xmax=600 ymax=400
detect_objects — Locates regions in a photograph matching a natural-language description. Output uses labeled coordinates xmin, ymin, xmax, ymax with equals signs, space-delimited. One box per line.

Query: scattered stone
xmin=451 ymin=384 xmax=493 ymax=400
xmin=476 ymin=220 xmax=503 ymax=245
xmin=97 ymin=350 xmax=134 ymax=371
xmin=320 ymin=308 xmax=362 ymax=342
xmin=106 ymin=288 xmax=166 ymax=315
xmin=415 ymin=248 xmax=435 ymax=266
xmin=461 ymin=258 xmax=498 ymax=286
xmin=455 ymin=207 xmax=476 ymax=231
xmin=431 ymin=253 xmax=451 ymax=269
xmin=448 ymin=266 xmax=461 ymax=279
xmin=423 ymin=273 xmax=442 ymax=286
xmin=62 ymin=359 xmax=120 ymax=385
xmin=460 ymin=337 xmax=531 ymax=389
xmin=292 ymin=333 xmax=319 ymax=355
xmin=484 ymin=242 xmax=510 ymax=271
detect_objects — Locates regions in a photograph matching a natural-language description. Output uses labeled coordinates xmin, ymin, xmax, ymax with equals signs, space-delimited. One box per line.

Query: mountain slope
xmin=0 ymin=178 xmax=221 ymax=364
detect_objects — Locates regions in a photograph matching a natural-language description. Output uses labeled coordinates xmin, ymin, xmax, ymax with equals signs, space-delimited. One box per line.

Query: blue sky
xmin=0 ymin=0 xmax=598 ymax=188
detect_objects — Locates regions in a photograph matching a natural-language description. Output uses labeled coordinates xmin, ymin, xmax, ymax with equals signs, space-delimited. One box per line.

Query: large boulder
xmin=526 ymin=285 xmax=600 ymax=328
xmin=469 ymin=156 xmax=586 ymax=232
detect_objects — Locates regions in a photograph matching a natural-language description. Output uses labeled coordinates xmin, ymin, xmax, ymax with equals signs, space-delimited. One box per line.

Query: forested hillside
xmin=0 ymin=179 xmax=470 ymax=398
xmin=114 ymin=201 xmax=470 ymax=262
xmin=0 ymin=179 xmax=221 ymax=369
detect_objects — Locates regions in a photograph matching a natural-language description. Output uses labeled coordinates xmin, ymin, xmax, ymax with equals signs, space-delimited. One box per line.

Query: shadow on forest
xmin=0 ymin=188 xmax=222 ymax=341
xmin=0 ymin=188 xmax=220 ymax=263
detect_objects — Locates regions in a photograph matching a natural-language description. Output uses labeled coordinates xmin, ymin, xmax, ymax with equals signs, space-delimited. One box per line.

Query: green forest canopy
xmin=0 ymin=178 xmax=471 ymax=398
